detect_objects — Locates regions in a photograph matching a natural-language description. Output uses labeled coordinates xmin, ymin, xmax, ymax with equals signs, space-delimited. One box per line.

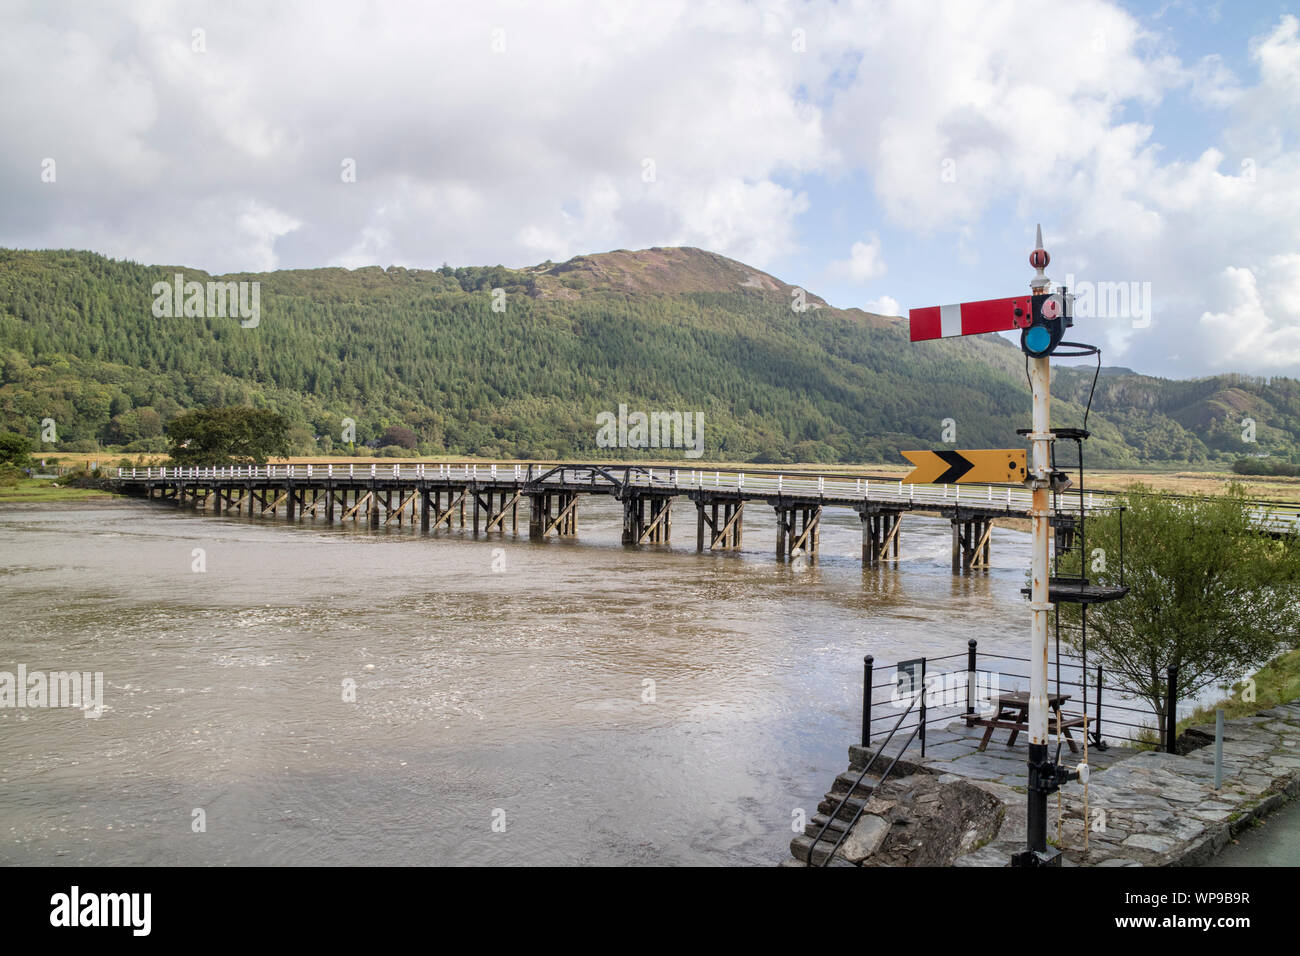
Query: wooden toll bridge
xmin=113 ymin=462 xmax=1300 ymax=573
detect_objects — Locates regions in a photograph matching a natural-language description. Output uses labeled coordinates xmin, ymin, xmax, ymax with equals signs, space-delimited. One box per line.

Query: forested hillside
xmin=1 ymin=246 xmax=1297 ymax=467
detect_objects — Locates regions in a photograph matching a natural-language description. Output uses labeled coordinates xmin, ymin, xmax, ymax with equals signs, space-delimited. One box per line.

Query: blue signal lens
xmin=1025 ymin=325 xmax=1052 ymax=354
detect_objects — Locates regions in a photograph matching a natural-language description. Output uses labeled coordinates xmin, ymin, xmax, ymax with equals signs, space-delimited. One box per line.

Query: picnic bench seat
xmin=961 ymin=692 xmax=1093 ymax=753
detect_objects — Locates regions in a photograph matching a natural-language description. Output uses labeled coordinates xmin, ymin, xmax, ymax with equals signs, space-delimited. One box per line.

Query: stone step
xmin=789 ymin=833 xmax=859 ymax=867
xmin=848 ymin=744 xmax=929 ymax=778
xmin=830 ymin=770 xmax=881 ymax=794
xmin=817 ymin=791 xmax=872 ymax=822
xmin=807 ymin=811 xmax=851 ymax=836
xmin=817 ymin=772 xmax=881 ymax=818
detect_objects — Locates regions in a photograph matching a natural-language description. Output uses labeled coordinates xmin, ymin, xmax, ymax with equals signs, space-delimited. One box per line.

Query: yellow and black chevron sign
xmin=901 ymin=449 xmax=1027 ymax=485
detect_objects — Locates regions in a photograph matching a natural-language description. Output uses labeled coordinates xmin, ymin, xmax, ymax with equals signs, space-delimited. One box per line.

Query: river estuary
xmin=2 ymin=496 xmax=1067 ymax=865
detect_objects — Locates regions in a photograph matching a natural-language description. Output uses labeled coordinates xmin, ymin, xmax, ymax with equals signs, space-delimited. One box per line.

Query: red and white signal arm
xmin=909 ymin=295 xmax=1033 ymax=342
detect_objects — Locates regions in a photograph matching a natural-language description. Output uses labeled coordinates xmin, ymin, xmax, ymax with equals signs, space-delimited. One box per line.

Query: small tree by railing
xmin=1057 ymin=484 xmax=1300 ymax=736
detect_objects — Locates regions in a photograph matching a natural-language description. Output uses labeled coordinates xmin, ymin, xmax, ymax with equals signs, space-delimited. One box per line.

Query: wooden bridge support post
xmin=775 ymin=505 xmax=820 ymax=560
xmin=974 ymin=518 xmax=993 ymax=569
xmin=557 ymin=491 xmax=577 ymax=537
xmin=862 ymin=511 xmax=903 ymax=566
xmin=799 ymin=506 xmax=819 ymax=558
xmin=951 ymin=516 xmax=994 ymax=573
xmin=529 ymin=494 xmax=544 ymax=539
xmin=696 ymin=499 xmax=743 ymax=551
xmin=622 ymin=497 xmax=638 ymax=545
xmin=724 ymin=502 xmax=743 ymax=549
xmin=285 ymin=482 xmax=296 ymax=521
xmin=652 ymin=497 xmax=670 ymax=544
xmin=531 ymin=491 xmax=578 ymax=538
xmin=625 ymin=496 xmax=672 ymax=545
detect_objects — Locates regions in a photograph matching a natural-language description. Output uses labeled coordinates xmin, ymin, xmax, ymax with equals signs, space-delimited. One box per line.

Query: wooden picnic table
xmin=964 ymin=691 xmax=1091 ymax=753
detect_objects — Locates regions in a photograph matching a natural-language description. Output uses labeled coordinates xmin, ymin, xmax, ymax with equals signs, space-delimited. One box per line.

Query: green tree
xmin=378 ymin=425 xmax=417 ymax=449
xmin=166 ymin=407 xmax=291 ymax=465
xmin=1063 ymin=484 xmax=1300 ymax=729
xmin=0 ymin=431 xmax=32 ymax=467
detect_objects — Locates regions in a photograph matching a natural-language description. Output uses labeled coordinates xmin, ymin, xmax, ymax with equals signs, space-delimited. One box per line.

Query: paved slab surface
xmin=943 ymin=702 xmax=1300 ymax=866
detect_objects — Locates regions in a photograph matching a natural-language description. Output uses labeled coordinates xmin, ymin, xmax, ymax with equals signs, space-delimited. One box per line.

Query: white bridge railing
xmin=114 ymin=462 xmax=1300 ymax=533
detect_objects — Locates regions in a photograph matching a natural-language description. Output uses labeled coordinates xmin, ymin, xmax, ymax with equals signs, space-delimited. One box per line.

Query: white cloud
xmin=0 ymin=0 xmax=833 ymax=273
xmin=1 ymin=1 xmax=1299 ymax=377
xmin=830 ymin=235 xmax=887 ymax=282
xmin=815 ymin=0 xmax=1182 ymax=232
xmin=1196 ymin=261 xmax=1300 ymax=371
xmin=863 ymin=295 xmax=901 ymax=317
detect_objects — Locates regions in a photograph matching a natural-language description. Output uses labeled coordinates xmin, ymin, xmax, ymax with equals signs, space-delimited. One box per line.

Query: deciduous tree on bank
xmin=166 ymin=407 xmax=290 ymax=466
xmin=0 ymin=431 xmax=32 ymax=467
xmin=378 ymin=425 xmax=417 ymax=450
xmin=1063 ymin=484 xmax=1300 ymax=729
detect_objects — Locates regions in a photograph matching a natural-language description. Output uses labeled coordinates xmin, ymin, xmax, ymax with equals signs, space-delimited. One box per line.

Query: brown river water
xmin=0 ymin=496 xmax=1039 ymax=865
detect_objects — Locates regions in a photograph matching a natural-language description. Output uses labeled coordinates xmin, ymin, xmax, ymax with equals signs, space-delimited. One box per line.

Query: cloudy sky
xmin=2 ymin=0 xmax=1298 ymax=379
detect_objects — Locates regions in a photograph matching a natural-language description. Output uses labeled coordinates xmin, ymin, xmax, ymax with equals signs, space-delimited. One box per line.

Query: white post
xmin=1026 ymin=354 xmax=1053 ymax=808
xmin=778 ymin=475 xmax=783 ymax=492
xmin=1023 ymin=224 xmax=1056 ymax=861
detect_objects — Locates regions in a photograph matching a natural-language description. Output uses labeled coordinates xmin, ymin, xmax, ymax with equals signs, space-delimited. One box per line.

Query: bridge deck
xmin=112 ymin=461 xmax=1300 ymax=534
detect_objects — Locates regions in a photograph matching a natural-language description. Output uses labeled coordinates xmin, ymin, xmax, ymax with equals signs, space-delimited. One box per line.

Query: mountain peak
xmin=527 ymin=246 xmax=828 ymax=303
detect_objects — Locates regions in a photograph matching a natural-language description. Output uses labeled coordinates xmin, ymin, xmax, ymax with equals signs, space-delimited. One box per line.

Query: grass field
xmin=0 ymin=477 xmax=119 ymax=503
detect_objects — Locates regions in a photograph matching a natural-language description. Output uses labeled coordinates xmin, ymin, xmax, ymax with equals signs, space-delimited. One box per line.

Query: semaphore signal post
xmin=908 ymin=225 xmax=1094 ymax=866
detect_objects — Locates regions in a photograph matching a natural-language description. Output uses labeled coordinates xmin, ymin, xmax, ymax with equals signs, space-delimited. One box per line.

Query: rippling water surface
xmin=0 ymin=497 xmax=1038 ymax=865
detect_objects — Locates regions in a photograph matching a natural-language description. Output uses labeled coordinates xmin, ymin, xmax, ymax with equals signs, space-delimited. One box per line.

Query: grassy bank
xmin=0 ymin=477 xmax=120 ymax=503
xmin=1182 ymin=648 xmax=1300 ymax=731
